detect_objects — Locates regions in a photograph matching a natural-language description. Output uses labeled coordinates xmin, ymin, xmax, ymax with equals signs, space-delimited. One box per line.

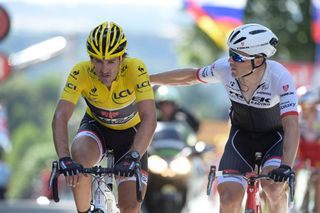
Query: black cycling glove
xmin=114 ymin=151 xmax=140 ymax=177
xmin=268 ymin=164 xmax=292 ymax=182
xmin=59 ymin=157 xmax=83 ymax=176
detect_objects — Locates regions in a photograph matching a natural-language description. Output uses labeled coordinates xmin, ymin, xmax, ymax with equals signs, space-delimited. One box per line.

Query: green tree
xmin=245 ymin=0 xmax=314 ymax=62
xmin=0 ymin=74 xmax=64 ymax=198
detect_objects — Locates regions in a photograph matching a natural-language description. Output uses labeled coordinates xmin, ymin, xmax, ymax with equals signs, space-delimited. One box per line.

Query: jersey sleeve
xmin=277 ymin=71 xmax=299 ymax=117
xmin=60 ymin=63 xmax=86 ymax=104
xmin=196 ymin=58 xmax=229 ymax=83
xmin=128 ymin=58 xmax=154 ymax=102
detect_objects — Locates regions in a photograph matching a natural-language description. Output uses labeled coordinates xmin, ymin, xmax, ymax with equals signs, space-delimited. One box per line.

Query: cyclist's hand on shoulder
xmin=114 ymin=151 xmax=140 ymax=177
xmin=59 ymin=156 xmax=83 ymax=176
xmin=268 ymin=164 xmax=292 ymax=182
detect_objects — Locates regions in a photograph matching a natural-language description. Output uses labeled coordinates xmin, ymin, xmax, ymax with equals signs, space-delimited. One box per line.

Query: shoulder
xmin=71 ymin=61 xmax=92 ymax=74
xmin=266 ymin=60 xmax=291 ymax=79
xmin=267 ymin=60 xmax=297 ymax=95
xmin=123 ymin=57 xmax=146 ymax=68
xmin=121 ymin=57 xmax=148 ymax=77
xmin=70 ymin=60 xmax=95 ymax=78
xmin=73 ymin=60 xmax=91 ymax=69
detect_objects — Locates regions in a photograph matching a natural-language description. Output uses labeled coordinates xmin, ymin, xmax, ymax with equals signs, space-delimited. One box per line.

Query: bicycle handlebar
xmin=48 ymin=160 xmax=143 ymax=203
xmin=206 ymin=165 xmax=295 ymax=204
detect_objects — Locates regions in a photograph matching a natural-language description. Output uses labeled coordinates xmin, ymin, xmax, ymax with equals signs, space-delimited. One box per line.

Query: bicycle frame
xmin=244 ymin=172 xmax=269 ymax=212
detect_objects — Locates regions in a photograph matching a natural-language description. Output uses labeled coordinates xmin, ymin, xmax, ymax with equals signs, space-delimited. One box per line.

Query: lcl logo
xmin=113 ymin=89 xmax=133 ymax=99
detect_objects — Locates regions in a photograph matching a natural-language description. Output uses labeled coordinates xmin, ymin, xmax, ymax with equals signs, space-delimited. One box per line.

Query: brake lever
xmin=207 ymin=165 xmax=216 ymax=196
xmin=288 ymin=172 xmax=295 ymax=207
xmin=134 ymin=161 xmax=143 ymax=202
xmin=48 ymin=161 xmax=60 ymax=202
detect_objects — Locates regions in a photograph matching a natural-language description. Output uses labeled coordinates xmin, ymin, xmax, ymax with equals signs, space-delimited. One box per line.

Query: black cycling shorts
xmin=218 ymin=126 xmax=284 ymax=173
xmin=76 ymin=113 xmax=148 ymax=173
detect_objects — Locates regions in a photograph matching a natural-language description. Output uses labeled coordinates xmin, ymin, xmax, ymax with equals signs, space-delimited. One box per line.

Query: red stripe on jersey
xmin=196 ymin=68 xmax=207 ymax=83
xmin=281 ymin=111 xmax=298 ymax=118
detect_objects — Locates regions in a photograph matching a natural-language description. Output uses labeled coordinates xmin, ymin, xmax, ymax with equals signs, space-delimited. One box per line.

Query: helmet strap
xmin=239 ymin=58 xmax=266 ymax=78
xmin=251 ymin=57 xmax=266 ymax=69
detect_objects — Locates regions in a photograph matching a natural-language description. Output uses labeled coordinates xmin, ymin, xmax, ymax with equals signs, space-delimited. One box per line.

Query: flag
xmin=312 ymin=0 xmax=320 ymax=62
xmin=185 ymin=0 xmax=247 ymax=50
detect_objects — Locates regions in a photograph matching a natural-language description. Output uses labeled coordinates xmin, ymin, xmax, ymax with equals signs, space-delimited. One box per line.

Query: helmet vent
xmin=249 ymin=29 xmax=266 ymax=35
xmin=233 ymin=37 xmax=246 ymax=45
xmin=113 ymin=41 xmax=127 ymax=55
xmin=228 ymin=30 xmax=240 ymax=43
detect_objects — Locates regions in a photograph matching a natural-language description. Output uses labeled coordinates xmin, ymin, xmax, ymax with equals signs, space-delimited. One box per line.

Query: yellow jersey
xmin=60 ymin=57 xmax=154 ymax=130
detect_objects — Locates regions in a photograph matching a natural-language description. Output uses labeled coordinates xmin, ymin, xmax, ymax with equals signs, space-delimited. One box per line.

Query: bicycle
xmin=206 ymin=152 xmax=295 ymax=213
xmin=48 ymin=150 xmax=143 ymax=213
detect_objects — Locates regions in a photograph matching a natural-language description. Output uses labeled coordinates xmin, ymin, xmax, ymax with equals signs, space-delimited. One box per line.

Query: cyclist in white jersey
xmin=150 ymin=23 xmax=299 ymax=213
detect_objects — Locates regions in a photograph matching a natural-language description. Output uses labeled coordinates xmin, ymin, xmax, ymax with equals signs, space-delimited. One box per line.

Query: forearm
xmin=150 ymin=68 xmax=199 ymax=86
xmin=52 ymin=114 xmax=71 ymax=158
xmin=131 ymin=102 xmax=157 ymax=155
xmin=52 ymin=100 xmax=75 ymax=159
xmin=281 ymin=116 xmax=300 ymax=167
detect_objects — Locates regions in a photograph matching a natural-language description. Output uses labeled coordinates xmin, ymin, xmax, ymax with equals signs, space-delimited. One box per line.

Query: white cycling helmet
xmin=227 ymin=23 xmax=278 ymax=58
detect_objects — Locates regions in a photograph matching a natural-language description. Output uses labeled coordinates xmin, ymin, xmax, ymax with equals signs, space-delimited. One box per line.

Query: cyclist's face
xmin=91 ymin=57 xmax=121 ymax=87
xmin=158 ymin=101 xmax=176 ymax=120
xmin=228 ymin=49 xmax=257 ymax=78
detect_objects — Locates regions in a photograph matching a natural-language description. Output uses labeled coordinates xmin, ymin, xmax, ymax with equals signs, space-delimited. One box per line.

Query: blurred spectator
xmin=154 ymin=85 xmax=200 ymax=133
xmin=296 ymin=88 xmax=320 ymax=212
xmin=0 ymin=148 xmax=10 ymax=199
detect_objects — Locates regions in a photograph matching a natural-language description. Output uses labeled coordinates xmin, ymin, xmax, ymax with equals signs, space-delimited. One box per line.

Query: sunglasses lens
xmin=229 ymin=50 xmax=244 ymax=62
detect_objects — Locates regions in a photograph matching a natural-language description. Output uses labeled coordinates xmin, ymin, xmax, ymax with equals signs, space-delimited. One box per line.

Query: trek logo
xmin=66 ymin=82 xmax=77 ymax=90
xmin=229 ymin=91 xmax=244 ymax=101
xmin=70 ymin=70 xmax=80 ymax=80
xmin=138 ymin=66 xmax=147 ymax=76
xmin=250 ymin=96 xmax=271 ymax=105
xmin=113 ymin=89 xmax=133 ymax=99
xmin=252 ymin=96 xmax=270 ymax=102
xmin=137 ymin=81 xmax=150 ymax=89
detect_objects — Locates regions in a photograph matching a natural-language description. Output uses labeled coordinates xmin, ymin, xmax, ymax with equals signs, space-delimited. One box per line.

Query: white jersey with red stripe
xmin=197 ymin=57 xmax=298 ymax=132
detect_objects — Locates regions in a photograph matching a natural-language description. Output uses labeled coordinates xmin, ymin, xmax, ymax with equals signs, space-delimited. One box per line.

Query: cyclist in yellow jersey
xmin=52 ymin=21 xmax=157 ymax=213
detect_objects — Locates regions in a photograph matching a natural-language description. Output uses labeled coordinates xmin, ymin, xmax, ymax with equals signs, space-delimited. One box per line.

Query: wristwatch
xmin=130 ymin=151 xmax=140 ymax=161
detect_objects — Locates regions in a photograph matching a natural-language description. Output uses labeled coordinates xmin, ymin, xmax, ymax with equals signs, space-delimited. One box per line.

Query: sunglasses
xmin=229 ymin=49 xmax=255 ymax=63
